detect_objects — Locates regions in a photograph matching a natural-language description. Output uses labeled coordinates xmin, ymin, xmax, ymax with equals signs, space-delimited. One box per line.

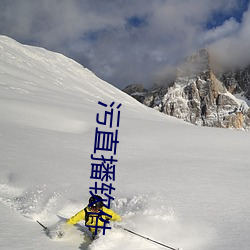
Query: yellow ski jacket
xmin=67 ymin=206 xmax=121 ymax=233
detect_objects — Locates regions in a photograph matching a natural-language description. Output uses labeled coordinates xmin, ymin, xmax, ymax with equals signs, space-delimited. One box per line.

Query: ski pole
xmin=37 ymin=220 xmax=48 ymax=231
xmin=122 ymin=227 xmax=180 ymax=250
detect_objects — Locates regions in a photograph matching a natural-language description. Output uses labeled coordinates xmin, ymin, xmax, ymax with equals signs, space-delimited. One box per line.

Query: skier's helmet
xmin=89 ymin=195 xmax=103 ymax=209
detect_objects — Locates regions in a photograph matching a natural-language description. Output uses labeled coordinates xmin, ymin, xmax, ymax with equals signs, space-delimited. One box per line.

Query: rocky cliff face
xmin=217 ymin=66 xmax=250 ymax=99
xmin=123 ymin=49 xmax=250 ymax=130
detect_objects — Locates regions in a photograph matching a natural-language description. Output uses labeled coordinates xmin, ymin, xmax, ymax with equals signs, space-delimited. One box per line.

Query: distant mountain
xmin=217 ymin=66 xmax=250 ymax=100
xmin=123 ymin=49 xmax=250 ymax=130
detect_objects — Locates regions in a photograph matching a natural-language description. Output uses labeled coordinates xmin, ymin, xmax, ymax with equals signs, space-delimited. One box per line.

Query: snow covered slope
xmin=0 ymin=36 xmax=250 ymax=250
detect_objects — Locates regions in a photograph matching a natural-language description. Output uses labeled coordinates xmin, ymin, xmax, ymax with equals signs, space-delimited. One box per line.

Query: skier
xmin=66 ymin=195 xmax=122 ymax=239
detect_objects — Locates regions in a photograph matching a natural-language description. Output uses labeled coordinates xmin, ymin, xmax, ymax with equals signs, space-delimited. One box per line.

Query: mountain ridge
xmin=123 ymin=49 xmax=250 ymax=130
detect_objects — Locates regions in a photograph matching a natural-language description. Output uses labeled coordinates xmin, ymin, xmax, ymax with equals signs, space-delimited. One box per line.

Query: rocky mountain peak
xmin=177 ymin=49 xmax=210 ymax=78
xmin=123 ymin=49 xmax=250 ymax=130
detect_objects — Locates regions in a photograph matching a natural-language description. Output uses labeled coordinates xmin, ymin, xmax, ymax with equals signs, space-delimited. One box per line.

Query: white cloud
xmin=209 ymin=5 xmax=250 ymax=68
xmin=0 ymin=0 xmax=249 ymax=88
xmin=200 ymin=18 xmax=240 ymax=45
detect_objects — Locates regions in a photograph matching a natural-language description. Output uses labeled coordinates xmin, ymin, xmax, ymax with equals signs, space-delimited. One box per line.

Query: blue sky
xmin=0 ymin=0 xmax=249 ymax=89
xmin=205 ymin=0 xmax=249 ymax=28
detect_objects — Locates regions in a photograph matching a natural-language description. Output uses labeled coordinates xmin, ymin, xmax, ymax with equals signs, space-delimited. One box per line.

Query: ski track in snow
xmin=0 ymin=179 xmax=211 ymax=250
